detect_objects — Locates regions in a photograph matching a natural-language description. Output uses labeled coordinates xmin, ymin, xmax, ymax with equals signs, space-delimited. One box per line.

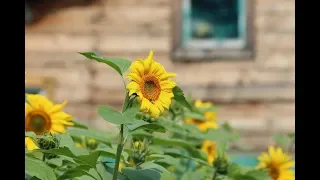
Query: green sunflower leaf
xmin=68 ymin=128 xmax=117 ymax=145
xmin=79 ymin=52 xmax=131 ymax=76
xmin=97 ymin=105 xmax=132 ymax=125
xmin=125 ymin=120 xmax=166 ymax=133
xmin=71 ymin=119 xmax=89 ymax=129
xmin=184 ymin=112 xmax=206 ymax=121
xmin=26 ymin=96 xmax=31 ymax=105
xmin=172 ymin=86 xmax=192 ymax=111
xmin=25 ymin=155 xmax=57 ymax=180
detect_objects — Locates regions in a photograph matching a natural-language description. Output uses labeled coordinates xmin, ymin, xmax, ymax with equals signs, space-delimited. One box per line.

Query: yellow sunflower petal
xmin=127 ymin=72 xmax=142 ymax=83
xmin=50 ymin=100 xmax=68 ymax=113
xmin=280 ymin=161 xmax=295 ymax=170
xmin=159 ymin=91 xmax=174 ymax=109
xmin=143 ymin=50 xmax=154 ymax=72
xmin=149 ymin=104 xmax=161 ymax=118
xmin=268 ymin=146 xmax=276 ymax=157
xmin=159 ymin=72 xmax=176 ymax=80
xmin=160 ymin=80 xmax=176 ymax=90
xmin=129 ymin=60 xmax=145 ymax=77
xmin=51 ymin=124 xmax=67 ymax=134
xmin=25 ymin=137 xmax=39 ymax=150
xmin=140 ymin=98 xmax=151 ymax=112
xmin=126 ymin=81 xmax=140 ymax=96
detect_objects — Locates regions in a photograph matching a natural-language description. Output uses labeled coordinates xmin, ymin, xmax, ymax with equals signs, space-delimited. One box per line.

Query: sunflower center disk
xmin=26 ymin=111 xmax=51 ymax=135
xmin=268 ymin=166 xmax=280 ymax=180
xmin=142 ymin=76 xmax=160 ymax=102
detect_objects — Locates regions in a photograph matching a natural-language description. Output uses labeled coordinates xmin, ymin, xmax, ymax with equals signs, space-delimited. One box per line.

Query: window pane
xmin=190 ymin=0 xmax=239 ymax=39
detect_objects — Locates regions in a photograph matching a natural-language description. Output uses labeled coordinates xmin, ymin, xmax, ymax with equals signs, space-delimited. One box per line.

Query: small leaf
xmin=121 ymin=167 xmax=162 ymax=180
xmin=245 ymin=170 xmax=272 ymax=180
xmin=57 ymin=165 xmax=95 ymax=180
xmin=26 ymin=96 xmax=31 ymax=105
xmin=181 ymin=171 xmax=207 ymax=180
xmin=273 ymin=134 xmax=292 ymax=151
xmin=68 ymin=128 xmax=117 ymax=145
xmin=204 ymin=129 xmax=240 ymax=146
xmin=123 ymin=97 xmax=140 ymax=120
xmin=25 ymin=131 xmax=36 ymax=139
xmin=25 ymin=155 xmax=57 ymax=180
xmin=97 ymin=105 xmax=131 ymax=125
xmin=184 ymin=112 xmax=206 ymax=121
xmin=172 ymin=86 xmax=192 ymax=111
xmin=147 ymin=154 xmax=180 ymax=166
xmin=163 ymin=149 xmax=211 ymax=167
xmin=96 ymin=163 xmax=113 ymax=179
xmin=125 ymin=120 xmax=166 ymax=133
xmin=72 ymin=120 xmax=89 ymax=129
xmin=79 ymin=52 xmax=131 ymax=76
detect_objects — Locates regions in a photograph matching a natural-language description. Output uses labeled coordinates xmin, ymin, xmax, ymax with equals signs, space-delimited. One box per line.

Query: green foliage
xmin=25 ymin=51 xmax=291 ymax=180
xmin=172 ymin=86 xmax=192 ymax=111
xmin=79 ymin=52 xmax=131 ymax=77
xmin=25 ymin=155 xmax=57 ymax=180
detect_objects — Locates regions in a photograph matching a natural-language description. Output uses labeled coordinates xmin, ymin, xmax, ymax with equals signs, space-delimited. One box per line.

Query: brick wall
xmin=25 ymin=0 xmax=295 ymax=150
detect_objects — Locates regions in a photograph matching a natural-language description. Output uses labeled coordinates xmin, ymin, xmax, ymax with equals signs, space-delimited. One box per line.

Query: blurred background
xmin=25 ymin=0 xmax=295 ymax=152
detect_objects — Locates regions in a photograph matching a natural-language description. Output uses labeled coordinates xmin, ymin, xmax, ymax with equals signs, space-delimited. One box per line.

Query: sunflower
xmin=185 ymin=100 xmax=219 ymax=132
xmin=201 ymin=140 xmax=217 ymax=165
xmin=126 ymin=50 xmax=176 ymax=118
xmin=257 ymin=146 xmax=295 ymax=180
xmin=25 ymin=94 xmax=74 ymax=150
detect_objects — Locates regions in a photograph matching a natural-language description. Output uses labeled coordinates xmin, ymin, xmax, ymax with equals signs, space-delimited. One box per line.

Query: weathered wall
xmin=25 ymin=0 xmax=295 ymax=150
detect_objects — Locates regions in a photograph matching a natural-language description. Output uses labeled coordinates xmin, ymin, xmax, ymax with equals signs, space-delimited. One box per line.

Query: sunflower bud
xmin=132 ymin=140 xmax=149 ymax=166
xmin=85 ymin=138 xmax=98 ymax=150
xmin=38 ymin=131 xmax=59 ymax=159
xmin=213 ymin=154 xmax=229 ymax=175
xmin=38 ymin=131 xmax=59 ymax=150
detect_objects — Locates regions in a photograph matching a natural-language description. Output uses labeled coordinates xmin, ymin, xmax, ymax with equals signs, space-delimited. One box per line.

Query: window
xmin=25 ymin=0 xmax=99 ymax=24
xmin=172 ymin=0 xmax=255 ymax=61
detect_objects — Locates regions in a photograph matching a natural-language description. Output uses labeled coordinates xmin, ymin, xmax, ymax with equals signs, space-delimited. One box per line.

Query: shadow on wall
xmin=25 ymin=0 xmax=101 ymax=25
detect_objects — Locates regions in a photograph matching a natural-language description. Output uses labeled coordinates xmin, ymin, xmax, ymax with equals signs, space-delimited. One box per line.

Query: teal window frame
xmin=172 ymin=0 xmax=255 ymax=61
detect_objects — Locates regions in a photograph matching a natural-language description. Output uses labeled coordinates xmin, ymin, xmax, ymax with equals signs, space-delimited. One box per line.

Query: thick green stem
xmin=212 ymin=170 xmax=217 ymax=180
xmin=113 ymin=124 xmax=124 ymax=180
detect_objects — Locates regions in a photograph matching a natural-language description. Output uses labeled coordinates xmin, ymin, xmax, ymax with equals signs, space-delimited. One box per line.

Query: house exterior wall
xmin=25 ymin=0 xmax=295 ymax=150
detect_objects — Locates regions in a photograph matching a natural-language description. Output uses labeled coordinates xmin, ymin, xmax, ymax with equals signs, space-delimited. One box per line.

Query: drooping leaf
xmin=184 ymin=112 xmax=206 ymax=121
xmin=25 ymin=155 xmax=57 ymax=180
xmin=147 ymin=154 xmax=180 ymax=167
xmin=273 ymin=134 xmax=292 ymax=151
xmin=172 ymin=86 xmax=192 ymax=111
xmin=163 ymin=148 xmax=211 ymax=167
xmin=68 ymin=128 xmax=117 ymax=145
xmin=72 ymin=119 xmax=89 ymax=129
xmin=97 ymin=105 xmax=132 ymax=125
xmin=203 ymin=129 xmax=240 ymax=146
xmin=96 ymin=163 xmax=113 ymax=180
xmin=121 ymin=167 xmax=161 ymax=180
xmin=125 ymin=120 xmax=166 ymax=133
xmin=57 ymin=165 xmax=98 ymax=180
xmin=25 ymin=131 xmax=36 ymax=139
xmin=181 ymin=171 xmax=207 ymax=180
xmin=152 ymin=135 xmax=207 ymax=161
xmin=26 ymin=96 xmax=31 ymax=105
xmin=123 ymin=96 xmax=140 ymax=119
xmin=245 ymin=170 xmax=272 ymax=180
xmin=79 ymin=52 xmax=131 ymax=76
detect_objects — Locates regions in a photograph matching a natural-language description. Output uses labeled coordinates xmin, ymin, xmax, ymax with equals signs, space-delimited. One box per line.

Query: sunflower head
xmin=257 ymin=146 xmax=295 ymax=180
xmin=185 ymin=100 xmax=219 ymax=132
xmin=126 ymin=50 xmax=177 ymax=118
xmin=201 ymin=140 xmax=217 ymax=165
xmin=25 ymin=94 xmax=74 ymax=150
